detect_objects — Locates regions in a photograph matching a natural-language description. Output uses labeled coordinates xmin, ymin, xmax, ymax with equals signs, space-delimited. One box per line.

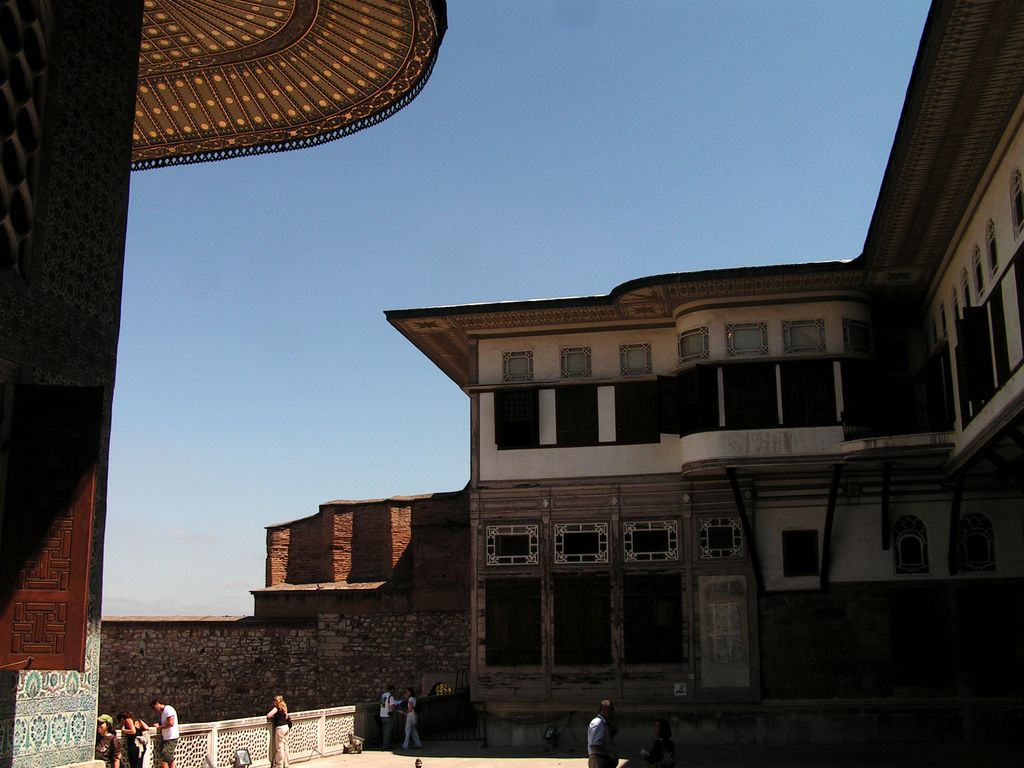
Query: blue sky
xmin=105 ymin=0 xmax=930 ymax=615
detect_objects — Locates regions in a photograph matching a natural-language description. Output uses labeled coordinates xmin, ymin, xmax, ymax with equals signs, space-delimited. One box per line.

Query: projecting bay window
xmin=723 ymin=362 xmax=777 ymax=428
xmin=623 ymin=574 xmax=684 ymax=664
xmin=494 ymin=389 xmax=540 ymax=449
xmin=553 ymin=574 xmax=611 ymax=664
xmin=486 ymin=578 xmax=542 ymax=665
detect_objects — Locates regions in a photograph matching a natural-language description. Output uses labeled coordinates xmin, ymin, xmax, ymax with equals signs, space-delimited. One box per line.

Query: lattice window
xmin=842 ymin=319 xmax=871 ymax=353
xmin=957 ymin=512 xmax=996 ymax=572
xmin=619 ymin=343 xmax=652 ymax=376
xmin=893 ymin=515 xmax=929 ymax=575
xmin=783 ymin=319 xmax=825 ymax=353
xmin=502 ymin=351 xmax=533 ymax=382
xmin=560 ymin=346 xmax=591 ymax=378
xmin=486 ymin=524 xmax=539 ymax=566
xmin=726 ymin=322 xmax=768 ymax=356
xmin=623 ymin=520 xmax=678 ymax=562
xmin=553 ymin=522 xmax=608 ymax=564
xmin=986 ymin=219 xmax=999 ymax=273
xmin=699 ymin=517 xmax=744 ymax=560
xmin=1013 ymin=169 xmax=1024 ymax=234
xmin=973 ymin=245 xmax=985 ymax=295
xmin=678 ymin=326 xmax=709 ymax=362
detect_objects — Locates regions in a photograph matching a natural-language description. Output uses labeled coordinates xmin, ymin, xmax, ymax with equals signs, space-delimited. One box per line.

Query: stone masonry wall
xmin=99 ymin=611 xmax=469 ymax=724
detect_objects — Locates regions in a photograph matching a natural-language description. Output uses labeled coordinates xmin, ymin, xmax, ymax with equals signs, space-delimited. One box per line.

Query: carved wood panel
xmin=0 ymin=385 xmax=100 ymax=671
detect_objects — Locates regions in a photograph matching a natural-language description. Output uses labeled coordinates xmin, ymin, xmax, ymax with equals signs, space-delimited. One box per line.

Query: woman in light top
xmin=401 ymin=687 xmax=422 ymax=749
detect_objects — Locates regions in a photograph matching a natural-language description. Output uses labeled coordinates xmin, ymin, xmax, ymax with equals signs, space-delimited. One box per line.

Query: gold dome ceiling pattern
xmin=132 ymin=0 xmax=444 ymax=168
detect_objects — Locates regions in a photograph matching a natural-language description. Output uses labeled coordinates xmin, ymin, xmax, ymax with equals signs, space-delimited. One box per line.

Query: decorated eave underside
xmin=131 ymin=0 xmax=446 ymax=169
xmin=862 ymin=0 xmax=1024 ymax=305
xmin=386 ymin=262 xmax=867 ymax=388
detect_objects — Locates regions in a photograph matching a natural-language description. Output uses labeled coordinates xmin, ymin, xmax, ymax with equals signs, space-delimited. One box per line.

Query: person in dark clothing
xmin=640 ymin=718 xmax=674 ymax=768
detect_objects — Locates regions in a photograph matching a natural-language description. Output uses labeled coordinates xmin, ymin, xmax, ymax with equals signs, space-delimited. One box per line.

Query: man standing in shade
xmin=150 ymin=699 xmax=180 ymax=768
xmin=378 ymin=684 xmax=396 ymax=750
xmin=587 ymin=699 xmax=618 ymax=768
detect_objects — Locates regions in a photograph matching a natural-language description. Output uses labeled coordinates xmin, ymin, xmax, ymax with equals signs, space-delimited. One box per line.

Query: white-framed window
xmin=502 ymin=351 xmax=533 ymax=383
xmin=951 ymin=287 xmax=960 ymax=322
xmin=560 ymin=346 xmax=591 ymax=378
xmin=698 ymin=517 xmax=744 ymax=560
xmin=893 ymin=515 xmax=928 ymax=575
xmin=623 ymin=520 xmax=678 ymax=562
xmin=619 ymin=343 xmax=652 ymax=376
xmin=957 ymin=512 xmax=995 ymax=572
xmin=842 ymin=319 xmax=871 ymax=353
xmin=986 ymin=219 xmax=998 ymax=274
xmin=972 ymin=245 xmax=985 ymax=296
xmin=726 ymin=322 xmax=768 ymax=357
xmin=677 ymin=326 xmax=709 ymax=362
xmin=939 ymin=304 xmax=947 ymax=338
xmin=1012 ymin=169 xmax=1024 ymax=235
xmin=783 ymin=319 xmax=826 ymax=353
xmin=961 ymin=267 xmax=970 ymax=307
xmin=553 ymin=522 xmax=608 ymax=564
xmin=486 ymin=524 xmax=539 ymax=566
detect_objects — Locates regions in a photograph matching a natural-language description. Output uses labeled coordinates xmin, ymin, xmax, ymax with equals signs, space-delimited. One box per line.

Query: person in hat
xmin=95 ymin=714 xmax=123 ymax=768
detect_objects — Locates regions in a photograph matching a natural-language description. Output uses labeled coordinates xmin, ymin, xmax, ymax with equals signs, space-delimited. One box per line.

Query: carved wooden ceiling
xmin=132 ymin=0 xmax=445 ymax=168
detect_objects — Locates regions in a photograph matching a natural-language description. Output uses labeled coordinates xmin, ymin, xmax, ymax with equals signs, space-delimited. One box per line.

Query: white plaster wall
xmin=477 ymin=328 xmax=677 ymax=385
xmin=478 ymin=391 xmax=680 ymax=481
xmin=753 ymin=494 xmax=1024 ymax=591
xmin=925 ymin=96 xmax=1024 ymax=447
xmin=680 ymin=426 xmax=845 ymax=467
xmin=674 ymin=299 xmax=872 ymax=360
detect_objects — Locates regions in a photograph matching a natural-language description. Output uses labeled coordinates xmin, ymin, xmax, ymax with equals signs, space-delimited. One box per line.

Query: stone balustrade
xmin=137 ymin=705 xmax=369 ymax=768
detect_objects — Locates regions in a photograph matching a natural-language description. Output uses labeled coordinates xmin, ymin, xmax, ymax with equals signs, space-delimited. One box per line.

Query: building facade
xmin=386 ymin=0 xmax=1024 ymax=741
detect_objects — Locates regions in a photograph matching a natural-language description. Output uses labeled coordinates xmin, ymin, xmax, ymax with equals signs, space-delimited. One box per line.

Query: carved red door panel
xmin=0 ymin=386 xmax=101 ymax=671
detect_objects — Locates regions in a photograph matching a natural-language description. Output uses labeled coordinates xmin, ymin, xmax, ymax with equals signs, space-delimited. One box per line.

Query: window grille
xmin=699 ymin=517 xmax=744 ymax=560
xmin=783 ymin=319 xmax=826 ymax=353
xmin=619 ymin=343 xmax=652 ymax=376
xmin=842 ymin=319 xmax=871 ymax=353
xmin=486 ymin=524 xmax=539 ymax=566
xmin=893 ymin=515 xmax=929 ymax=575
xmin=560 ymin=346 xmax=591 ymax=378
xmin=678 ymin=326 xmax=709 ymax=362
xmin=502 ymin=351 xmax=533 ymax=382
xmin=623 ymin=520 xmax=678 ymax=562
xmin=957 ymin=513 xmax=995 ymax=572
xmin=726 ymin=322 xmax=768 ymax=356
xmin=553 ymin=522 xmax=608 ymax=564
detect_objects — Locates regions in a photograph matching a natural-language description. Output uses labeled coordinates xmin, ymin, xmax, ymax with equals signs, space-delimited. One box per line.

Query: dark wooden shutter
xmin=0 ymin=386 xmax=101 ymax=671
xmin=962 ymin=307 xmax=994 ymax=405
xmin=657 ymin=375 xmax=678 ymax=434
xmin=989 ymin=289 xmax=1010 ymax=385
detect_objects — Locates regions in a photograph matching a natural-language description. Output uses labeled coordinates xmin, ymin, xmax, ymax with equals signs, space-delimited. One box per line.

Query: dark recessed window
xmin=556 ymin=385 xmax=599 ymax=446
xmin=723 ymin=363 xmax=777 ymax=428
xmin=494 ymin=389 xmax=539 ymax=449
xmin=782 ymin=529 xmax=819 ymax=577
xmin=615 ymin=381 xmax=659 ymax=443
xmin=554 ymin=522 xmax=608 ymax=564
xmin=623 ymin=574 xmax=684 ymax=664
xmin=623 ymin=521 xmax=678 ymax=562
xmin=486 ymin=578 xmax=541 ymax=666
xmin=554 ymin=574 xmax=610 ymax=664
xmin=780 ymin=360 xmax=836 ymax=427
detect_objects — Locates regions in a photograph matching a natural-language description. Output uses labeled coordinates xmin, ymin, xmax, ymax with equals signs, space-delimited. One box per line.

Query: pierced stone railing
xmin=141 ymin=705 xmax=365 ymax=768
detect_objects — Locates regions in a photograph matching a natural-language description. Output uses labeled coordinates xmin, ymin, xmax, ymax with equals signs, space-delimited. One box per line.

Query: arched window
xmin=939 ymin=304 xmax=947 ymax=338
xmin=893 ymin=515 xmax=929 ymax=574
xmin=957 ymin=512 xmax=995 ymax=572
xmin=951 ymin=288 xmax=960 ymax=324
xmin=1012 ymin=170 xmax=1024 ymax=234
xmin=985 ymin=219 xmax=998 ymax=273
xmin=960 ymin=268 xmax=970 ymax=309
xmin=972 ymin=246 xmax=984 ymax=295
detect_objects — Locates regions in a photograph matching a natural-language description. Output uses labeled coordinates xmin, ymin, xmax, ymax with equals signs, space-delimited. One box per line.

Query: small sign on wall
xmin=673 ymin=682 xmax=687 ymax=697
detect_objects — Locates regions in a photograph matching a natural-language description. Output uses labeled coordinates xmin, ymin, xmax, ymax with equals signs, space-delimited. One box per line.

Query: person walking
xmin=266 ymin=694 xmax=292 ymax=768
xmin=150 ymin=699 xmax=179 ymax=768
xmin=639 ymin=718 xmax=675 ymax=768
xmin=400 ymin=687 xmax=422 ymax=750
xmin=378 ymin=685 xmax=396 ymax=750
xmin=587 ymin=699 xmax=618 ymax=768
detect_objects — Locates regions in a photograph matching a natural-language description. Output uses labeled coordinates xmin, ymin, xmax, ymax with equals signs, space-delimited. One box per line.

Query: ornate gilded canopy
xmin=131 ymin=0 xmax=446 ymax=169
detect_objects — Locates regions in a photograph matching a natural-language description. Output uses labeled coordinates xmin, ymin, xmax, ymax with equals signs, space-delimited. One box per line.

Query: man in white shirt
xmin=378 ymin=685 xmax=396 ymax=750
xmin=150 ymin=699 xmax=180 ymax=768
xmin=587 ymin=699 xmax=617 ymax=768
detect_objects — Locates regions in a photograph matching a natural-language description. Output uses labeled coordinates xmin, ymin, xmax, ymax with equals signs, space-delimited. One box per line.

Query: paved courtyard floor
xmin=306 ymin=741 xmax=1020 ymax=768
